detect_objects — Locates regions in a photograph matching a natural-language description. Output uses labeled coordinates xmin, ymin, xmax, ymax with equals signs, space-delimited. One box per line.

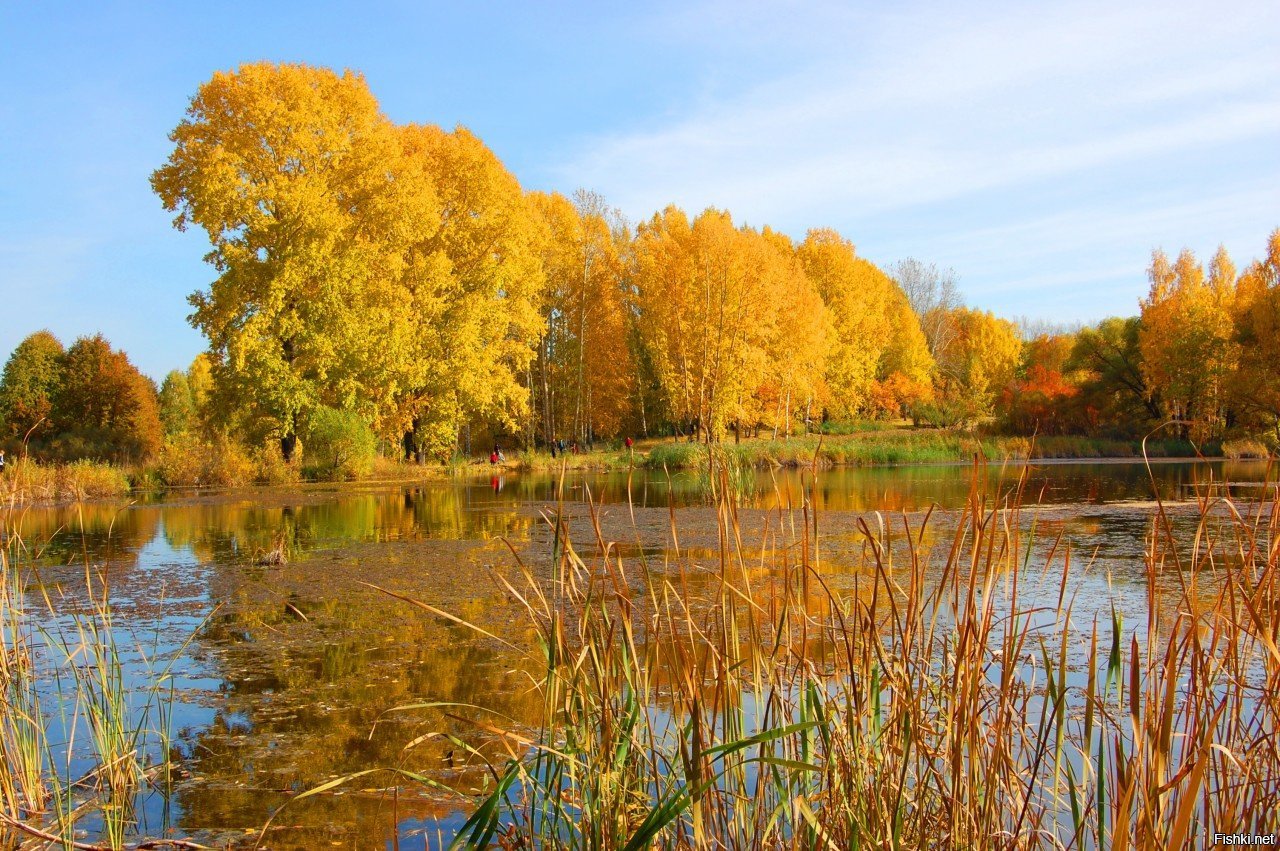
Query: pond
xmin=4 ymin=458 xmax=1274 ymax=848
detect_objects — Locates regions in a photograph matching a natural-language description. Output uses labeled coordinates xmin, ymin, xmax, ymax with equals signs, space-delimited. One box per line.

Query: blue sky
xmin=1 ymin=1 xmax=1277 ymax=379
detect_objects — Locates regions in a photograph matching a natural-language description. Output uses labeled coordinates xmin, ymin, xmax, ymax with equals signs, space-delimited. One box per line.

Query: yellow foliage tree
xmin=1231 ymin=229 xmax=1280 ymax=442
xmin=395 ymin=124 xmax=546 ymax=459
xmin=761 ymin=228 xmax=827 ymax=436
xmin=932 ymin=308 xmax=1022 ymax=421
xmin=797 ymin=230 xmax=934 ymax=420
xmin=632 ymin=207 xmax=796 ymax=441
xmin=1139 ymin=247 xmax=1239 ymax=439
xmin=152 ymin=62 xmax=435 ymax=460
xmin=529 ymin=190 xmax=634 ymax=444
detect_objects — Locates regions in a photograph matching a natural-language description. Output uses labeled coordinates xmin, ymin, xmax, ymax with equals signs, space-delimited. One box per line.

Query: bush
xmin=1222 ymin=438 xmax=1271 ymax=460
xmin=251 ymin=443 xmax=299 ymax=485
xmin=303 ymin=407 xmax=377 ymax=480
xmin=157 ymin=435 xmax=255 ymax=488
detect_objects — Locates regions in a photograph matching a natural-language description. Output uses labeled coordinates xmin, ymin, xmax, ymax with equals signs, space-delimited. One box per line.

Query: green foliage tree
xmin=1067 ymin=317 xmax=1159 ymax=436
xmin=158 ymin=370 xmax=195 ymax=438
xmin=304 ymin=406 xmax=377 ymax=480
xmin=0 ymin=330 xmax=65 ymax=445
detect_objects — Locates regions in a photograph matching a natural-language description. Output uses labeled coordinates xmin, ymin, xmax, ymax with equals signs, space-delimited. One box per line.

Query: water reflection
xmin=5 ymin=459 xmax=1272 ymax=846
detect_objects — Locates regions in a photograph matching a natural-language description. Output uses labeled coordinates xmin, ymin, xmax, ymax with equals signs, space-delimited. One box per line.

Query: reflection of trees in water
xmin=174 ymin=533 xmax=543 ymax=847
xmin=8 ymin=468 xmax=1264 ymax=845
xmin=8 ymin=501 xmax=161 ymax=568
xmin=757 ymin=461 xmax=1233 ymax=513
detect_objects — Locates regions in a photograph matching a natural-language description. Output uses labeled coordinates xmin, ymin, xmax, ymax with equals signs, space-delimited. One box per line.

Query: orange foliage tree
xmin=50 ymin=334 xmax=162 ymax=463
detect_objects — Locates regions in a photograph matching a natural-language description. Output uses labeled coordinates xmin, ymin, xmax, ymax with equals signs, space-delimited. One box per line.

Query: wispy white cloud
xmin=557 ymin=0 xmax=1280 ymax=289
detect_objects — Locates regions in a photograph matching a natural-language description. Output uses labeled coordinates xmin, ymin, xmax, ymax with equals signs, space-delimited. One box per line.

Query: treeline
xmin=0 ymin=332 xmax=161 ymax=463
xmin=1003 ymin=238 xmax=1280 ymax=446
xmin=5 ymin=62 xmax=1278 ymax=473
xmin=140 ymin=61 xmax=1031 ymax=463
xmin=140 ymin=62 xmax=948 ymax=463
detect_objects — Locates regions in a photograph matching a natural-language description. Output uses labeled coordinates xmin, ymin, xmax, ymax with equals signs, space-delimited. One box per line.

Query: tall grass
xmin=351 ymin=457 xmax=1280 ymax=848
xmin=0 ymin=517 xmax=201 ymax=848
xmin=1 ymin=458 xmax=132 ymax=504
xmin=644 ymin=433 xmax=1212 ymax=470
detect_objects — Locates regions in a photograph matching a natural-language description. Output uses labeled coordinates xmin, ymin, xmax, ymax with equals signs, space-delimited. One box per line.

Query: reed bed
xmin=366 ymin=456 xmax=1280 ymax=849
xmin=0 ymin=519 xmax=198 ymax=849
xmin=0 ymin=459 xmax=132 ymax=504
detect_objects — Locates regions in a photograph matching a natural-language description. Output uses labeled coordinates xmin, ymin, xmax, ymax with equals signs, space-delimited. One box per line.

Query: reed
xmin=0 ymin=458 xmax=132 ymax=504
xmin=351 ymin=455 xmax=1280 ymax=848
xmin=0 ymin=515 xmax=203 ymax=849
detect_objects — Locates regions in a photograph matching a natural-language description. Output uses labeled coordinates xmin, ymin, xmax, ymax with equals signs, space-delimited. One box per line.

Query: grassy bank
xmin=640 ymin=431 xmax=1218 ymax=470
xmin=0 ymin=428 xmax=1253 ymax=506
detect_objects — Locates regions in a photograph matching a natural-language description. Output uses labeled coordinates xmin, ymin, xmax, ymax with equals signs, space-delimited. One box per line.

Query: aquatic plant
xmin=0 ymin=518 xmax=202 ymax=848
xmin=345 ymin=457 xmax=1280 ymax=849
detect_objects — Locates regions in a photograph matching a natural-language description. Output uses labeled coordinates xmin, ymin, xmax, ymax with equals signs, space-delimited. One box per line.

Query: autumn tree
xmin=1230 ymin=228 xmax=1280 ymax=442
xmin=394 ymin=124 xmax=546 ymax=461
xmin=0 ymin=330 xmax=65 ymax=445
xmin=892 ymin=258 xmax=962 ymax=360
xmin=930 ymin=308 xmax=1022 ymax=423
xmin=1139 ymin=248 xmax=1239 ymax=439
xmin=50 ymin=335 xmax=163 ymax=462
xmin=761 ymin=228 xmax=827 ymax=436
xmin=632 ymin=207 xmax=791 ymax=441
xmin=798 ymin=231 xmax=932 ymax=420
xmin=529 ymin=190 xmax=634 ymax=445
xmin=153 ymin=62 xmax=436 ymax=461
xmin=186 ymin=354 xmax=214 ymax=433
xmin=1000 ymin=334 xmax=1082 ymax=434
xmin=873 ymin=290 xmax=935 ymax=418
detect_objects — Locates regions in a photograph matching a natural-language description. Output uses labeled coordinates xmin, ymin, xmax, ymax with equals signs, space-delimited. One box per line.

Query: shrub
xmin=252 ymin=443 xmax=299 ymax=485
xmin=303 ymin=407 xmax=377 ymax=480
xmin=157 ymin=435 xmax=255 ymax=488
xmin=1222 ymin=438 xmax=1271 ymax=460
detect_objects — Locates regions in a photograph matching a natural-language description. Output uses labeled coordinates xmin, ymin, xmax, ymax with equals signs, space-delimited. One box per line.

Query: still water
xmin=6 ymin=459 xmax=1274 ymax=848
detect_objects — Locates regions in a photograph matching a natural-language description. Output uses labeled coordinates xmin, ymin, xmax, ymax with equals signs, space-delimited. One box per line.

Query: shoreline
xmin=1 ymin=448 xmax=1267 ymax=509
